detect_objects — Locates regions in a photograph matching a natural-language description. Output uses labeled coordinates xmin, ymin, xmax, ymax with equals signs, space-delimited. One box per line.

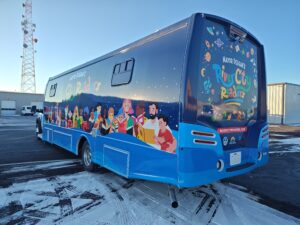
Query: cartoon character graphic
xmin=93 ymin=103 xmax=103 ymax=129
xmin=83 ymin=106 xmax=90 ymax=121
xmin=56 ymin=109 xmax=62 ymax=127
xmin=47 ymin=110 xmax=53 ymax=123
xmin=47 ymin=95 xmax=178 ymax=154
xmin=154 ymin=115 xmax=177 ymax=153
xmin=79 ymin=107 xmax=84 ymax=123
xmin=72 ymin=106 xmax=80 ymax=128
xmin=100 ymin=108 xmax=109 ymax=135
xmin=91 ymin=103 xmax=103 ymax=136
xmin=116 ymin=112 xmax=127 ymax=134
xmin=82 ymin=106 xmax=90 ymax=131
xmin=60 ymin=109 xmax=66 ymax=128
xmin=63 ymin=105 xmax=69 ymax=127
xmin=53 ymin=104 xmax=59 ymax=124
xmin=136 ymin=103 xmax=160 ymax=145
xmin=132 ymin=102 xmax=147 ymax=139
xmin=77 ymin=107 xmax=86 ymax=130
xmin=142 ymin=103 xmax=159 ymax=137
xmin=67 ymin=110 xmax=73 ymax=128
xmin=105 ymin=107 xmax=117 ymax=133
xmin=89 ymin=109 xmax=95 ymax=131
xmin=121 ymin=99 xmax=134 ymax=135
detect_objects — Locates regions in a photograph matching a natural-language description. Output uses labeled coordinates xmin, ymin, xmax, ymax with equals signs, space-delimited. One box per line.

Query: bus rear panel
xmin=179 ymin=14 xmax=268 ymax=187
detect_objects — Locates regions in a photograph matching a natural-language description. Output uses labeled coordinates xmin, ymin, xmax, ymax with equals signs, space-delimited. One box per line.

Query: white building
xmin=0 ymin=91 xmax=44 ymax=116
xmin=267 ymin=83 xmax=300 ymax=125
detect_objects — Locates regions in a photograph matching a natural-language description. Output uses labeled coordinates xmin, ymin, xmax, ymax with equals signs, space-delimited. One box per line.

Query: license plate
xmin=230 ymin=152 xmax=241 ymax=166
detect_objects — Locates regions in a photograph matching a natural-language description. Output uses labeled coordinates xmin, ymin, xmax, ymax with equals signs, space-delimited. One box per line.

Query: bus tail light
xmin=192 ymin=130 xmax=215 ymax=138
xmin=193 ymin=139 xmax=217 ymax=145
xmin=261 ymin=126 xmax=269 ymax=139
xmin=192 ymin=130 xmax=216 ymax=145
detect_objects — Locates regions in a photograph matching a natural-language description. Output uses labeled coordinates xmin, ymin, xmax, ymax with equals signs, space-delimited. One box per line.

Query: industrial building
xmin=268 ymin=83 xmax=300 ymax=125
xmin=0 ymin=91 xmax=44 ymax=116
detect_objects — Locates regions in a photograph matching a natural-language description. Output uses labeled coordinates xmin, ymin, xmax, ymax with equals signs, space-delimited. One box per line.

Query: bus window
xmin=111 ymin=59 xmax=135 ymax=86
xmin=196 ymin=18 xmax=259 ymax=127
xmin=49 ymin=83 xmax=57 ymax=97
xmin=120 ymin=62 xmax=126 ymax=73
xmin=113 ymin=64 xmax=120 ymax=74
xmin=126 ymin=59 xmax=134 ymax=71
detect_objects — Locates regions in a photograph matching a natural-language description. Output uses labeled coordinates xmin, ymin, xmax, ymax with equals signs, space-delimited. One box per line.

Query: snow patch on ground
xmin=1 ymin=159 xmax=79 ymax=174
xmin=271 ymin=133 xmax=290 ymax=137
xmin=0 ymin=163 xmax=299 ymax=225
xmin=274 ymin=137 xmax=300 ymax=145
xmin=269 ymin=150 xmax=300 ymax=154
xmin=212 ymin=183 xmax=299 ymax=225
xmin=269 ymin=138 xmax=300 ymax=154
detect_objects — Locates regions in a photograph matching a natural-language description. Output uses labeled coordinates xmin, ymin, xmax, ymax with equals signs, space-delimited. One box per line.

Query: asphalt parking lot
xmin=227 ymin=125 xmax=300 ymax=217
xmin=0 ymin=116 xmax=77 ymax=165
xmin=0 ymin=116 xmax=299 ymax=224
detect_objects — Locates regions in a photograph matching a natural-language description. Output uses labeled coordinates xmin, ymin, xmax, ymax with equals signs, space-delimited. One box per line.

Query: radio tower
xmin=21 ymin=0 xmax=37 ymax=93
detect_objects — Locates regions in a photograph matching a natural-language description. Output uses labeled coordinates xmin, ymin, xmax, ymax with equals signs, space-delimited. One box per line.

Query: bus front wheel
xmin=82 ymin=141 xmax=95 ymax=172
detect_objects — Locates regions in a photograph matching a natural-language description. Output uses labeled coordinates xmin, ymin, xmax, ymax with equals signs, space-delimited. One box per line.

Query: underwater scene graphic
xmin=44 ymin=94 xmax=178 ymax=154
xmin=198 ymin=20 xmax=258 ymax=123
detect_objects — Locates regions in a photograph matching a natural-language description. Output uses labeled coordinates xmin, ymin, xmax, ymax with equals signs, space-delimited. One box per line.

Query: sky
xmin=0 ymin=0 xmax=299 ymax=94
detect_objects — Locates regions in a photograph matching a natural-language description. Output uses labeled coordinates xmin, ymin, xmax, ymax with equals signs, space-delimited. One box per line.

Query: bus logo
xmin=223 ymin=136 xmax=229 ymax=146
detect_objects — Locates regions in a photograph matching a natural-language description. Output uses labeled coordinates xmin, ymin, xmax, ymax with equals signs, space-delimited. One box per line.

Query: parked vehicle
xmin=21 ymin=105 xmax=33 ymax=116
xmin=31 ymin=102 xmax=44 ymax=114
xmin=37 ymin=13 xmax=268 ymax=189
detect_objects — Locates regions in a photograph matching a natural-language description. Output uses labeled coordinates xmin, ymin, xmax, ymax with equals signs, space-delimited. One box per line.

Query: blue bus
xmin=37 ymin=13 xmax=268 ymax=189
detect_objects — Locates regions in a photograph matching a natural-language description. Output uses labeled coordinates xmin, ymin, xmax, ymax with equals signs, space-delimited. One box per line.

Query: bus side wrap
xmin=42 ymin=19 xmax=190 ymax=186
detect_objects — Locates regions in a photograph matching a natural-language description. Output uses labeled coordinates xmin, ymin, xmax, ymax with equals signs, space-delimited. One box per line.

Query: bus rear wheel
xmin=81 ymin=141 xmax=95 ymax=172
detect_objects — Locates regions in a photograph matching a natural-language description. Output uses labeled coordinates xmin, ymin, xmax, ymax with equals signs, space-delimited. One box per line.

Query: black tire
xmin=81 ymin=141 xmax=95 ymax=172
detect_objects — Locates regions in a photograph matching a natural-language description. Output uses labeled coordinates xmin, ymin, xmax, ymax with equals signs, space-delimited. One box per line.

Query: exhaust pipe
xmin=168 ymin=186 xmax=178 ymax=208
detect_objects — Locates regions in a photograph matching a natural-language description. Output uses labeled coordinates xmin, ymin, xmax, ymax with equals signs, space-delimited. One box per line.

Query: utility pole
xmin=21 ymin=0 xmax=37 ymax=93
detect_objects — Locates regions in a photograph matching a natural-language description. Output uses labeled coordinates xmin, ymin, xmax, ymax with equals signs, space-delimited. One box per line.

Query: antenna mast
xmin=21 ymin=0 xmax=37 ymax=93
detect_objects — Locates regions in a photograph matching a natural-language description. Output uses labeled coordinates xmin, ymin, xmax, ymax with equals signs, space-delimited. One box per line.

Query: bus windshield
xmin=197 ymin=18 xmax=259 ymax=127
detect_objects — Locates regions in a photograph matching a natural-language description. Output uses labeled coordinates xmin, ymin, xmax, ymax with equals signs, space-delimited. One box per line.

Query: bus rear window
xmin=197 ymin=19 xmax=258 ymax=125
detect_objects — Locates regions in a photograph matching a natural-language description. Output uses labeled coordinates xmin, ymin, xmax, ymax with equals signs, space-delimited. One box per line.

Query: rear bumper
xmin=177 ymin=122 xmax=269 ymax=188
xmin=178 ymin=149 xmax=269 ymax=187
xmin=178 ymin=150 xmax=268 ymax=188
